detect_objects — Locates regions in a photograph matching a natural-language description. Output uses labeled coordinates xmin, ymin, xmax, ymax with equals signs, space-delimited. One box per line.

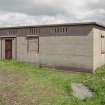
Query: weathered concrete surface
xmin=71 ymin=83 xmax=93 ymax=100
xmin=39 ymin=34 xmax=93 ymax=72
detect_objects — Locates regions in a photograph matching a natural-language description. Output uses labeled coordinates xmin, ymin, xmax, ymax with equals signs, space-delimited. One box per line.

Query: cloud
xmin=0 ymin=0 xmax=69 ymax=16
xmin=0 ymin=0 xmax=104 ymax=27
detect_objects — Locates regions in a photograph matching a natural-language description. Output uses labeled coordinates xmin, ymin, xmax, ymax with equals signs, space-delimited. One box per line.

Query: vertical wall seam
xmin=1 ymin=39 xmax=2 ymax=60
xmin=15 ymin=37 xmax=17 ymax=60
xmin=93 ymin=28 xmax=95 ymax=72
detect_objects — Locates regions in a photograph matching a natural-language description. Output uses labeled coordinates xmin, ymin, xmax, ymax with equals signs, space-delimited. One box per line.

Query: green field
xmin=0 ymin=60 xmax=104 ymax=105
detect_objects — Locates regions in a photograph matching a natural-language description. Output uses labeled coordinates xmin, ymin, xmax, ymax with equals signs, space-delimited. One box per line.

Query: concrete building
xmin=0 ymin=22 xmax=105 ymax=72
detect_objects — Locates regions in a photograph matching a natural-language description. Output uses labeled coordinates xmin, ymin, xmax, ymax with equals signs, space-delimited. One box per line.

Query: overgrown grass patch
xmin=0 ymin=60 xmax=104 ymax=105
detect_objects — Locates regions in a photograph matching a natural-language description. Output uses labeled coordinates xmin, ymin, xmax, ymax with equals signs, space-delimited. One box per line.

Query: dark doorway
xmin=5 ymin=39 xmax=12 ymax=59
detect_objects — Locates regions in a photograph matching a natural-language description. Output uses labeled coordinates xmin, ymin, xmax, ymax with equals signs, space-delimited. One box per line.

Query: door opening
xmin=5 ymin=39 xmax=12 ymax=59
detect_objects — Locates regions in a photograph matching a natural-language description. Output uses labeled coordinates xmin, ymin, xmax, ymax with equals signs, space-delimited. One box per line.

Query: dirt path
xmin=0 ymin=70 xmax=28 ymax=105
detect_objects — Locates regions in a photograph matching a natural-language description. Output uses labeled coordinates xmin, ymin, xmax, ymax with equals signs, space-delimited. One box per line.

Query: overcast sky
xmin=0 ymin=0 xmax=104 ymax=27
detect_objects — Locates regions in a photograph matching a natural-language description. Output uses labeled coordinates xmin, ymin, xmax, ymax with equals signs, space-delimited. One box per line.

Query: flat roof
xmin=0 ymin=22 xmax=104 ymax=30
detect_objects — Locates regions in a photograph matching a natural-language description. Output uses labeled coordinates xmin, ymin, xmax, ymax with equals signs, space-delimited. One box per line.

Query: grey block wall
xmin=15 ymin=35 xmax=93 ymax=72
xmin=16 ymin=37 xmax=39 ymax=65
xmin=39 ymin=34 xmax=93 ymax=72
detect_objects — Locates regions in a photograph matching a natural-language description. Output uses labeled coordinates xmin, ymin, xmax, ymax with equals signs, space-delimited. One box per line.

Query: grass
xmin=0 ymin=60 xmax=104 ymax=105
